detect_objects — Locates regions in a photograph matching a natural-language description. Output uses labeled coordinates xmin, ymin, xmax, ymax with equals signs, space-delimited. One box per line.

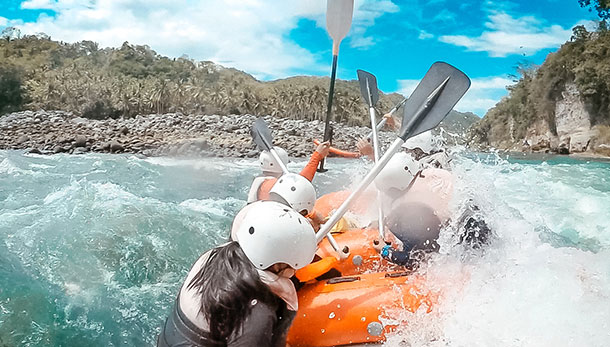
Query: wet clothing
xmin=158 ymin=249 xmax=297 ymax=347
xmin=246 ymin=151 xmax=323 ymax=203
xmin=157 ymin=294 xmax=296 ymax=347
xmin=378 ymin=168 xmax=453 ymax=267
xmin=389 ymin=168 xmax=454 ymax=225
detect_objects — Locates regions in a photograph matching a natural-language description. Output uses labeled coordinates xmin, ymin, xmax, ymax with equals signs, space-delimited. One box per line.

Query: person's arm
xmin=383 ymin=112 xmax=401 ymax=130
xmin=356 ymin=138 xmax=374 ymax=161
xmin=299 ymin=142 xmax=330 ymax=181
xmin=256 ymin=178 xmax=277 ymax=201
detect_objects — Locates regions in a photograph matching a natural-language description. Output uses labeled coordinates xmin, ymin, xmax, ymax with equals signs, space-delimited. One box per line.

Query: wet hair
xmin=187 ymin=242 xmax=275 ymax=342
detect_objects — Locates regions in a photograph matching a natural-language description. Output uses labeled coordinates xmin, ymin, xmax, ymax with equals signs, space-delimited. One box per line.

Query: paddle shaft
xmin=269 ymin=148 xmax=290 ymax=174
xmin=318 ymin=54 xmax=339 ymax=172
xmin=317 ymin=138 xmax=404 ymax=243
xmin=364 ymin=98 xmax=406 ymax=139
xmin=368 ymin=104 xmax=385 ymax=240
xmin=317 ymin=82 xmax=439 ymax=243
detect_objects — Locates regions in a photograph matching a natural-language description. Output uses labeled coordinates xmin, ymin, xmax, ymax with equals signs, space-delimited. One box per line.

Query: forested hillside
xmin=468 ymin=22 xmax=610 ymax=155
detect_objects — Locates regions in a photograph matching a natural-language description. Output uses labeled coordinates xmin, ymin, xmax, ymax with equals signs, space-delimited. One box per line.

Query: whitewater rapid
xmin=0 ymin=150 xmax=609 ymax=346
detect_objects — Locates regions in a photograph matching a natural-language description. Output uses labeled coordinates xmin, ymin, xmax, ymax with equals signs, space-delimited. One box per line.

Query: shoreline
xmin=0 ymin=110 xmax=395 ymax=158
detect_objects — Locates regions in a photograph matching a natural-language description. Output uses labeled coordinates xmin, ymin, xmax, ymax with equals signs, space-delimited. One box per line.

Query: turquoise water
xmin=1 ymin=150 xmax=609 ymax=346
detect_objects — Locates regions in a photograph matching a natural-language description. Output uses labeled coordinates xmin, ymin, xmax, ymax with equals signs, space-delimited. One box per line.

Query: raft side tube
xmin=288 ymin=271 xmax=435 ymax=347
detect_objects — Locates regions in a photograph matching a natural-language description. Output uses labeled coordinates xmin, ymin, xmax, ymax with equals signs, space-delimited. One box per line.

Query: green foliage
xmin=571 ymin=25 xmax=590 ymax=41
xmin=469 ymin=23 xmax=610 ymax=147
xmin=0 ymin=64 xmax=26 ymax=114
xmin=579 ymin=0 xmax=610 ymax=20
xmin=0 ymin=34 xmax=414 ymax=125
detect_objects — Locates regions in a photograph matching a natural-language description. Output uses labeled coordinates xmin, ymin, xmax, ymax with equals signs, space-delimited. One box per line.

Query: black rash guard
xmin=157 ymin=294 xmax=296 ymax=347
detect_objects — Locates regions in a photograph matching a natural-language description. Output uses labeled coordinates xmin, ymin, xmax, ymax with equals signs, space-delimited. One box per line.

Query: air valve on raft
xmin=367 ymin=321 xmax=383 ymax=336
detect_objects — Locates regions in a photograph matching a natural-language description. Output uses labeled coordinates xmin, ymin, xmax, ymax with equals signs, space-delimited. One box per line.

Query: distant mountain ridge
xmin=0 ymin=33 xmax=477 ymax=136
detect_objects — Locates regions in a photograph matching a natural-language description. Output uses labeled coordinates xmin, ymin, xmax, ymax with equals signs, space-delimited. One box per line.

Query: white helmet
xmin=234 ymin=200 xmax=317 ymax=270
xmin=269 ymin=173 xmax=316 ymax=215
xmin=259 ymin=147 xmax=289 ymax=174
xmin=402 ymin=131 xmax=437 ymax=153
xmin=374 ymin=152 xmax=419 ymax=193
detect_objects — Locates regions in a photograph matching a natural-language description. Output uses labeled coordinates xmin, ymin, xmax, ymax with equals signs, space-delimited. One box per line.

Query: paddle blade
xmin=399 ymin=62 xmax=470 ymax=140
xmin=326 ymin=0 xmax=354 ymax=42
xmin=357 ymin=69 xmax=379 ymax=107
xmin=250 ymin=118 xmax=274 ymax=152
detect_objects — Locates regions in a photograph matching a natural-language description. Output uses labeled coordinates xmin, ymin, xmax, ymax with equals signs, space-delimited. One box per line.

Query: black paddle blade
xmin=251 ymin=118 xmax=274 ymax=151
xmin=357 ymin=69 xmax=379 ymax=107
xmin=399 ymin=62 xmax=470 ymax=140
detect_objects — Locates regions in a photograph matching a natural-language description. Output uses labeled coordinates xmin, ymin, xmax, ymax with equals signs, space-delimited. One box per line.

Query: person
xmin=357 ymin=129 xmax=450 ymax=170
xmin=370 ymin=149 xmax=492 ymax=268
xmin=247 ymin=142 xmax=330 ymax=203
xmin=157 ymin=200 xmax=317 ymax=347
xmin=372 ymin=152 xmax=453 ymax=267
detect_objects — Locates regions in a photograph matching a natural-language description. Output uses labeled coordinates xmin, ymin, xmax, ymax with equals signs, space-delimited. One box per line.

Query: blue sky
xmin=0 ymin=0 xmax=599 ymax=116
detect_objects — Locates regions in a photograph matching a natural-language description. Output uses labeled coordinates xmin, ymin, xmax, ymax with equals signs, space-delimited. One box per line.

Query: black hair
xmin=187 ymin=242 xmax=276 ymax=342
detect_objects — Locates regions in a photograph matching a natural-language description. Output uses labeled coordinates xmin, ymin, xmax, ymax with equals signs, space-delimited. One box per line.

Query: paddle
xmin=317 ymin=0 xmax=354 ymax=173
xmin=364 ymin=97 xmax=408 ymax=139
xmin=251 ymin=118 xmax=347 ymax=256
xmin=251 ymin=118 xmax=290 ymax=174
xmin=316 ymin=62 xmax=471 ymax=243
xmin=357 ymin=69 xmax=386 ymax=240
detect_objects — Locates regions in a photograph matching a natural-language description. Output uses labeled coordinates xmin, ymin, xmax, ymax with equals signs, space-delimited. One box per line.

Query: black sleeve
xmin=227 ymin=302 xmax=276 ymax=347
xmin=388 ymin=249 xmax=411 ymax=266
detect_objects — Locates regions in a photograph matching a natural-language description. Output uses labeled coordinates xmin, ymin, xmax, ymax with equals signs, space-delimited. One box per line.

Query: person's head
xmin=188 ymin=242 xmax=273 ymax=342
xmin=259 ymin=147 xmax=289 ymax=176
xmin=374 ymin=152 xmax=419 ymax=198
xmin=269 ymin=173 xmax=316 ymax=216
xmin=234 ymin=200 xmax=317 ymax=270
xmin=402 ymin=131 xmax=439 ymax=156
xmin=386 ymin=201 xmax=441 ymax=253
xmin=190 ymin=201 xmax=317 ymax=341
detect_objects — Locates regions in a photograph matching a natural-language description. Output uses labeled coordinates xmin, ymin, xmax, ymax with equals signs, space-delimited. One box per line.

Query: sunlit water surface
xmin=1 ymin=150 xmax=609 ymax=346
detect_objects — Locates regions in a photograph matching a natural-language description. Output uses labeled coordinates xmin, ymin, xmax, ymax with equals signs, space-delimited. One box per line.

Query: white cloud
xmin=347 ymin=0 xmax=400 ymax=49
xmin=397 ymin=76 xmax=514 ymax=116
xmin=13 ymin=0 xmax=398 ymax=78
xmin=418 ymin=30 xmax=434 ymax=40
xmin=0 ymin=17 xmax=8 ymax=27
xmin=432 ymin=9 xmax=456 ymax=23
xmin=21 ymin=0 xmax=56 ymax=10
xmin=439 ymin=11 xmax=574 ymax=57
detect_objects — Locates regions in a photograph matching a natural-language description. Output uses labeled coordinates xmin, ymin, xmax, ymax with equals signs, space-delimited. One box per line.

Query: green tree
xmin=0 ymin=65 xmax=25 ymax=114
xmin=579 ymin=0 xmax=610 ymax=20
xmin=571 ymin=25 xmax=590 ymax=41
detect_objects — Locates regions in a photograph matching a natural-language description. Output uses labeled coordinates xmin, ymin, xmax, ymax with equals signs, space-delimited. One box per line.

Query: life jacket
xmin=247 ymin=176 xmax=277 ymax=203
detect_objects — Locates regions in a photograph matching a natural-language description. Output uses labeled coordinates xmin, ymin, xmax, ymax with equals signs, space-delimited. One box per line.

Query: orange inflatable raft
xmin=286 ymin=191 xmax=438 ymax=346
xmin=287 ymin=271 xmax=435 ymax=346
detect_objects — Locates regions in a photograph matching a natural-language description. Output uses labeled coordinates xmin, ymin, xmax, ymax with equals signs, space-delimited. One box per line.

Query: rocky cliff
xmin=468 ymin=25 xmax=610 ymax=157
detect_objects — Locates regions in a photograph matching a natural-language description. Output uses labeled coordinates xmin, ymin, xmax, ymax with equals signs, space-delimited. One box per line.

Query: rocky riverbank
xmin=0 ymin=110 xmax=394 ymax=158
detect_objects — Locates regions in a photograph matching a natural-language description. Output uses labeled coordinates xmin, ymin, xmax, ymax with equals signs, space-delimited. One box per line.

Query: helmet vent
xmin=291 ymin=186 xmax=296 ymax=191
xmin=249 ymin=227 xmax=255 ymax=234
